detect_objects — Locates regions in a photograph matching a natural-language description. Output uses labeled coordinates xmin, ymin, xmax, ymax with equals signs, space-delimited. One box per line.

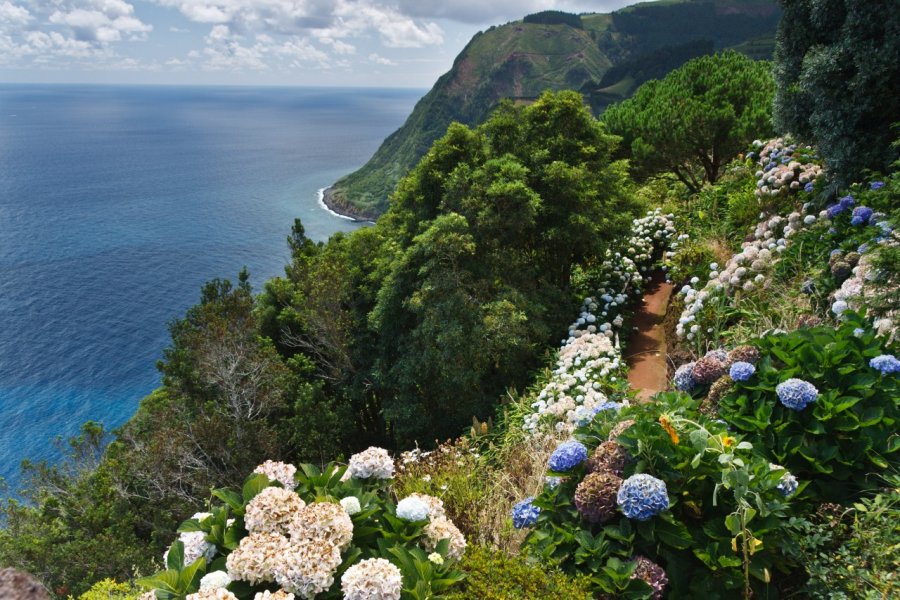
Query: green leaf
xmin=166 ymin=541 xmax=184 ymax=571
xmin=212 ymin=489 xmax=243 ymax=512
xmin=178 ymin=557 xmax=206 ymax=593
xmin=241 ymin=473 xmax=270 ymax=504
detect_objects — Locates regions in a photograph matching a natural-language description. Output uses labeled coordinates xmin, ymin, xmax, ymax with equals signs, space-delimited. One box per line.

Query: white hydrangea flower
xmin=340 ymin=496 xmax=361 ymax=515
xmin=254 ymin=460 xmax=298 ymax=490
xmin=199 ymin=570 xmax=232 ymax=591
xmin=348 ymin=447 xmax=395 ymax=479
xmin=341 ymin=558 xmax=403 ymax=600
xmin=422 ymin=516 xmax=466 ymax=560
xmin=273 ymin=537 xmax=343 ymax=600
xmin=244 ymin=487 xmax=306 ymax=536
xmin=186 ymin=590 xmax=238 ymax=600
xmin=396 ymin=497 xmax=430 ymax=521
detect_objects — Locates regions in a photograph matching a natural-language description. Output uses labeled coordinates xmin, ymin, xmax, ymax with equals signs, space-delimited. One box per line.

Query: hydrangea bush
xmin=517 ymin=393 xmax=797 ymax=597
xmin=138 ymin=453 xmax=466 ymax=600
xmin=716 ymin=313 xmax=900 ymax=500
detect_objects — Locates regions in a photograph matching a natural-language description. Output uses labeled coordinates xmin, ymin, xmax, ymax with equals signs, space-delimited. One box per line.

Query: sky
xmin=0 ymin=0 xmax=636 ymax=87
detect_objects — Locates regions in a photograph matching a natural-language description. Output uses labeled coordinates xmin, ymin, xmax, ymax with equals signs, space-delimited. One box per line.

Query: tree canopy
xmin=773 ymin=0 xmax=899 ymax=190
xmin=602 ymin=50 xmax=775 ymax=192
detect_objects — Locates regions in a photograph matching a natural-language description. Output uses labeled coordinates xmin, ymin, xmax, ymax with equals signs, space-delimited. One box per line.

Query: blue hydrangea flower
xmin=853 ymin=328 xmax=865 ymax=337
xmin=870 ymin=181 xmax=885 ymax=190
xmin=548 ymin=440 xmax=588 ymax=472
xmin=839 ymin=195 xmax=855 ymax=210
xmin=776 ymin=378 xmax=819 ymax=410
xmin=851 ymin=206 xmax=873 ymax=226
xmin=858 ymin=243 xmax=870 ymax=254
xmin=729 ymin=361 xmax=756 ymax=382
xmin=511 ymin=497 xmax=540 ymax=528
xmin=592 ymin=402 xmax=621 ymax=416
xmin=826 ymin=204 xmax=843 ymax=219
xmin=617 ymin=474 xmax=669 ymax=521
xmin=776 ymin=472 xmax=799 ymax=496
xmin=804 ymin=182 xmax=814 ymax=193
xmin=870 ymin=354 xmax=900 ymax=374
xmin=674 ymin=362 xmax=696 ymax=392
xmin=545 ymin=476 xmax=562 ymax=490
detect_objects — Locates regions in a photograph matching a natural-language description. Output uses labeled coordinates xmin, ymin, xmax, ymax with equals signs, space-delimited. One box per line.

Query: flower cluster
xmin=631 ymin=555 xmax=669 ymax=600
xmin=245 ymin=487 xmax=306 ymax=536
xmin=775 ymin=378 xmax=819 ymax=410
xmin=729 ymin=361 xmax=756 ymax=382
xmin=870 ymin=354 xmax=900 ymax=374
xmin=676 ymin=205 xmax=820 ymax=344
xmin=423 ymin=516 xmax=466 ymax=560
xmin=548 ymin=440 xmax=588 ymax=472
xmin=347 ymin=447 xmax=395 ymax=480
xmin=574 ymin=471 xmax=622 ymax=523
xmin=396 ymin=496 xmax=430 ymax=522
xmin=254 ymin=460 xmax=297 ymax=490
xmin=752 ymin=138 xmax=822 ymax=198
xmin=164 ymin=513 xmax=216 ymax=566
xmin=511 ymin=497 xmax=541 ymax=529
xmin=186 ymin=590 xmax=238 ymax=600
xmin=340 ymin=558 xmax=403 ymax=600
xmin=616 ymin=474 xmax=669 ymax=521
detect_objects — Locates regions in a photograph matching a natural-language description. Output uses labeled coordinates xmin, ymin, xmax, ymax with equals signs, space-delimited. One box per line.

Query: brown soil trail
xmin=626 ymin=271 xmax=674 ymax=402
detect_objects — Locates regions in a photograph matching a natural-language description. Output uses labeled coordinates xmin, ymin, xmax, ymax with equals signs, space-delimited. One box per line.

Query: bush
xmin=789 ymin=478 xmax=900 ymax=599
xmin=717 ymin=313 xmax=900 ymax=501
xmin=444 ymin=545 xmax=592 ymax=600
xmin=76 ymin=579 xmax=143 ymax=600
xmin=138 ymin=453 xmax=467 ymax=599
xmin=519 ymin=393 xmax=798 ymax=598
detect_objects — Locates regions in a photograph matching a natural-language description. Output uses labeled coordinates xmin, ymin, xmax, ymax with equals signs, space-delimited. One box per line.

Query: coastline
xmin=318 ymin=186 xmax=377 ymax=223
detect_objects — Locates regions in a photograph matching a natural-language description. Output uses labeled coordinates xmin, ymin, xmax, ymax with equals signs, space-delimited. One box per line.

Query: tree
xmin=603 ymin=51 xmax=775 ymax=192
xmin=772 ymin=0 xmax=900 ymax=190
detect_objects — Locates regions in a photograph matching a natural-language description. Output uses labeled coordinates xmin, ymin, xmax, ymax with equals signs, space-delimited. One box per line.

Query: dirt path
xmin=626 ymin=271 xmax=673 ymax=402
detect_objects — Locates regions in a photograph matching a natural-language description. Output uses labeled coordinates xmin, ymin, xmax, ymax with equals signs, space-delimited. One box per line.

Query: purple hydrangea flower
xmin=617 ymin=474 xmax=669 ymax=521
xmin=804 ymin=182 xmax=814 ymax=193
xmin=674 ymin=362 xmax=696 ymax=392
xmin=869 ymin=354 xmax=900 ymax=374
xmin=858 ymin=243 xmax=870 ymax=254
xmin=826 ymin=204 xmax=843 ymax=219
xmin=511 ymin=497 xmax=540 ymax=528
xmin=729 ymin=361 xmax=756 ymax=382
xmin=776 ymin=378 xmax=819 ymax=410
xmin=870 ymin=181 xmax=885 ymax=190
xmin=839 ymin=195 xmax=855 ymax=210
xmin=548 ymin=440 xmax=588 ymax=472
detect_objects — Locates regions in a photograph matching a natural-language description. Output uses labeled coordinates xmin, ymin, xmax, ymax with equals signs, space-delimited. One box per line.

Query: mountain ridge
xmin=325 ymin=0 xmax=781 ymax=220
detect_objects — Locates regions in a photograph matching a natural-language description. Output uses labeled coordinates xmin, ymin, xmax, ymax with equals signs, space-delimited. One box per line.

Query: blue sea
xmin=0 ymin=84 xmax=421 ymax=491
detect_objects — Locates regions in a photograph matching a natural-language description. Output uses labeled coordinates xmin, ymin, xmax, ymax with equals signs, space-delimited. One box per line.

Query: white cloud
xmin=394 ymin=0 xmax=634 ymax=24
xmin=368 ymin=52 xmax=396 ymax=66
xmin=0 ymin=1 xmax=31 ymax=26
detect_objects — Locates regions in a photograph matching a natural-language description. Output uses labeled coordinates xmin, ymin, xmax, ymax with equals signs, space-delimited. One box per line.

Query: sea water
xmin=0 ymin=84 xmax=421 ymax=490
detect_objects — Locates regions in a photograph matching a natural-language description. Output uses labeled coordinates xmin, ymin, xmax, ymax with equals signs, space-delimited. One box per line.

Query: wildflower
xmin=511 ymin=497 xmax=540 ymax=529
xmin=396 ymin=497 xmax=430 ymax=522
xmin=617 ymin=474 xmax=669 ymax=521
xmin=722 ymin=436 xmax=736 ymax=448
xmin=775 ymin=378 xmax=819 ymax=410
xmin=729 ymin=361 xmax=756 ymax=382
xmin=341 ymin=558 xmax=402 ymax=600
xmin=869 ymin=354 xmax=900 ymax=374
xmin=659 ymin=415 xmax=679 ymax=445
xmin=548 ymin=440 xmax=588 ymax=472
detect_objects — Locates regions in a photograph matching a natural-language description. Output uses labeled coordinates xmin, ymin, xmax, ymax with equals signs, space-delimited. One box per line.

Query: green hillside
xmin=326 ymin=0 xmax=782 ymax=219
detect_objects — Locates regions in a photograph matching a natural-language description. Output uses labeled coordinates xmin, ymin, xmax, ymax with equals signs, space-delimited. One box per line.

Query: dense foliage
xmin=263 ymin=91 xmax=638 ymax=446
xmin=773 ymin=0 xmax=900 ymax=190
xmin=603 ymin=51 xmax=775 ymax=192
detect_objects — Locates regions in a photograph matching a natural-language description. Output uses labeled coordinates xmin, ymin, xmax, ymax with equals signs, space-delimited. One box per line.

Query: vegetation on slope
xmin=328 ymin=1 xmax=783 ymax=218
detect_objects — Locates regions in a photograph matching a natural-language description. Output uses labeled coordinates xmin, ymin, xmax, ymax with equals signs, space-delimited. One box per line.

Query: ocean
xmin=0 ymin=84 xmax=421 ymax=491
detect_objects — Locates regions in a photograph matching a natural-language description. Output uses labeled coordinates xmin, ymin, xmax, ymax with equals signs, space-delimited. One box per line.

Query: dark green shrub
xmin=718 ymin=313 xmax=900 ymax=501
xmin=444 ymin=545 xmax=592 ymax=600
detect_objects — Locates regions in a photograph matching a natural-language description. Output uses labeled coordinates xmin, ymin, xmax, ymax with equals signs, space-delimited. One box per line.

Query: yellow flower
xmin=659 ymin=415 xmax=679 ymax=445
xmin=722 ymin=436 xmax=736 ymax=448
